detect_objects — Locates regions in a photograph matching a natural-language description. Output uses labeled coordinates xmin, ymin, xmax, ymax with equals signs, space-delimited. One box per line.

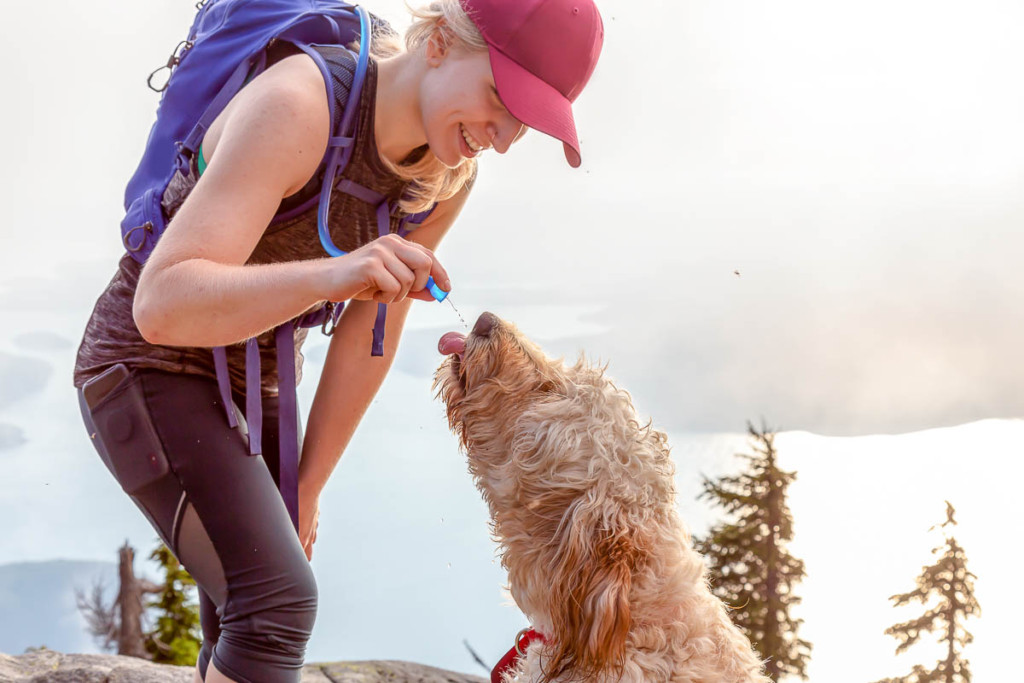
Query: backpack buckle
xmin=321 ymin=302 xmax=338 ymax=336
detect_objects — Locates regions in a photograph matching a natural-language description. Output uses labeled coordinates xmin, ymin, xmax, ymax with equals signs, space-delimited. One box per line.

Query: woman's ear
xmin=424 ymin=20 xmax=452 ymax=67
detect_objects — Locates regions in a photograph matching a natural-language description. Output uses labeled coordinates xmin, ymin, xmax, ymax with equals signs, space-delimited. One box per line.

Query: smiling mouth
xmin=459 ymin=123 xmax=486 ymax=155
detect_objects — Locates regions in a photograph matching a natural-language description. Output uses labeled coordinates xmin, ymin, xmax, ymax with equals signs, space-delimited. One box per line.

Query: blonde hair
xmin=361 ymin=1 xmax=487 ymax=214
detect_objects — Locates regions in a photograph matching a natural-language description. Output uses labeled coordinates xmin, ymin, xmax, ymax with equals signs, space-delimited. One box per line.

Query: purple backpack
xmin=124 ymin=0 xmax=435 ymax=529
xmin=125 ymin=0 xmax=371 ymax=258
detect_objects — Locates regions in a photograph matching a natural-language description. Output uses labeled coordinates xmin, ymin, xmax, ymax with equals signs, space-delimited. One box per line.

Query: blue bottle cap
xmin=426 ymin=277 xmax=449 ymax=302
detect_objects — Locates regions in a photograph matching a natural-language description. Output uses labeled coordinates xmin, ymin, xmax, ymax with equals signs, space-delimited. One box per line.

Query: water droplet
xmin=446 ymin=298 xmax=468 ymax=330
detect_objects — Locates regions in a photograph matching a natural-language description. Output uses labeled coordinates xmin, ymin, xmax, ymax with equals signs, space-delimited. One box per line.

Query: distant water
xmin=0 ymin=560 xmax=117 ymax=655
xmin=0 ymin=293 xmax=1016 ymax=679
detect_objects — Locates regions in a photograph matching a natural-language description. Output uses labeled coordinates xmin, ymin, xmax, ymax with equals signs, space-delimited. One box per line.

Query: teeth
xmin=461 ymin=124 xmax=485 ymax=153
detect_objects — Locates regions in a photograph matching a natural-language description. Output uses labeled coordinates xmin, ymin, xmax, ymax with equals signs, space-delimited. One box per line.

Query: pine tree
xmin=694 ymin=420 xmax=811 ymax=681
xmin=145 ymin=542 xmax=202 ymax=666
xmin=872 ymin=502 xmax=980 ymax=683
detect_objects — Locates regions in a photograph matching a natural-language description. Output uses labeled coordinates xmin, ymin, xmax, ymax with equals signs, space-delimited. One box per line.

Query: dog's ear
xmin=544 ymin=507 xmax=636 ymax=680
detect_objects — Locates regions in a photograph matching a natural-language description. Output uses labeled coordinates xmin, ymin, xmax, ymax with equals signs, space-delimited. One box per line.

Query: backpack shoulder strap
xmin=399 ymin=205 xmax=439 ymax=237
xmin=180 ymin=51 xmax=269 ymax=166
xmin=270 ymin=44 xmax=359 ymax=225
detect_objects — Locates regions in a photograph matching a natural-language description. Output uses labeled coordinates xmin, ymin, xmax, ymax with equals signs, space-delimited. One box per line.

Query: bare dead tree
xmin=74 ymin=577 xmax=118 ymax=652
xmin=76 ymin=541 xmax=161 ymax=659
xmin=117 ymin=542 xmax=161 ymax=658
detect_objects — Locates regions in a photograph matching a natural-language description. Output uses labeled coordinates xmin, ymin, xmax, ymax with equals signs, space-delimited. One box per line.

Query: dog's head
xmin=434 ymin=312 xmax=678 ymax=680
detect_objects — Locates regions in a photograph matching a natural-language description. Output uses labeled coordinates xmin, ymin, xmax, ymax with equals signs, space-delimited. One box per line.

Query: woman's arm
xmin=295 ymin=186 xmax=471 ymax=553
xmin=133 ymin=54 xmax=448 ymax=348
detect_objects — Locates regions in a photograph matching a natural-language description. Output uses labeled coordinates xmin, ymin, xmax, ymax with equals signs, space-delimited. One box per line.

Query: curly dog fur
xmin=433 ymin=313 xmax=769 ymax=683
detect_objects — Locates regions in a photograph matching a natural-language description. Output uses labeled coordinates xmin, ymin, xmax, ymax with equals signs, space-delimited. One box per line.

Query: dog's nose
xmin=473 ymin=311 xmax=497 ymax=337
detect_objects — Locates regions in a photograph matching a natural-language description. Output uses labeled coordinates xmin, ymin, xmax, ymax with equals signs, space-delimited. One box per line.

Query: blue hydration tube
xmin=314 ymin=5 xmax=448 ymax=303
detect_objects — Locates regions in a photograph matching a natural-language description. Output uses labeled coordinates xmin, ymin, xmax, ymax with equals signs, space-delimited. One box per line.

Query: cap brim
xmin=488 ymin=45 xmax=582 ymax=168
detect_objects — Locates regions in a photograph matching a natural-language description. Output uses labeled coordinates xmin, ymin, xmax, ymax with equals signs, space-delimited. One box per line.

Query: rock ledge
xmin=0 ymin=651 xmax=487 ymax=682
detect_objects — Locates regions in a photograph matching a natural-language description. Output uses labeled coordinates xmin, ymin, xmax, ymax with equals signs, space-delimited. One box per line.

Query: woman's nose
xmin=487 ymin=119 xmax=525 ymax=154
xmin=484 ymin=123 xmax=505 ymax=153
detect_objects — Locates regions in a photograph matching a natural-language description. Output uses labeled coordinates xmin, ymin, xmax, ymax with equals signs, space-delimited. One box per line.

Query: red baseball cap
xmin=459 ymin=0 xmax=604 ymax=167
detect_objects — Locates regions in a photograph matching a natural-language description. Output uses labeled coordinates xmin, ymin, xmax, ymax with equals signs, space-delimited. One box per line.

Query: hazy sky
xmin=4 ymin=0 xmax=1024 ymax=435
xmin=1 ymin=1 xmax=1022 ymax=681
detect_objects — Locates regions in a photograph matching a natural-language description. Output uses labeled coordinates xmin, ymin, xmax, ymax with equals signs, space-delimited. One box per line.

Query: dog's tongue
xmin=438 ymin=331 xmax=467 ymax=356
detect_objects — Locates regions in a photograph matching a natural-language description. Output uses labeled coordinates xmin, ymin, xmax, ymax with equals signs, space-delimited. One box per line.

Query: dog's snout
xmin=473 ymin=312 xmax=497 ymax=337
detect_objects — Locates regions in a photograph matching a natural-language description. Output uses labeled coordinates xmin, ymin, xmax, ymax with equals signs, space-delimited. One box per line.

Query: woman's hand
xmin=299 ymin=489 xmax=320 ymax=562
xmin=327 ymin=233 xmax=451 ymax=304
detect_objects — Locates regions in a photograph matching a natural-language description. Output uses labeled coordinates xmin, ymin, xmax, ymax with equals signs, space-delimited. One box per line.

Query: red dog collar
xmin=491 ymin=628 xmax=547 ymax=683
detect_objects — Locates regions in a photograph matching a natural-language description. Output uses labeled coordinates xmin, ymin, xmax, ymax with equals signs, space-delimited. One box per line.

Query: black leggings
xmin=77 ymin=367 xmax=317 ymax=683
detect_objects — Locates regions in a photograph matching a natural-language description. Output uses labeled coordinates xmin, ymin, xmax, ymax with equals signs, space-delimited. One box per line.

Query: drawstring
xmin=244 ymin=338 xmax=262 ymax=456
xmin=275 ymin=321 xmax=299 ymax=529
xmin=212 ymin=347 xmax=237 ymax=429
xmin=333 ymin=179 xmax=394 ymax=356
xmin=372 ymin=193 xmax=391 ymax=356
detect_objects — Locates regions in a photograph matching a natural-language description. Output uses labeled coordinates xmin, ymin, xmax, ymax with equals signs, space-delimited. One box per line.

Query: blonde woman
xmin=73 ymin=1 xmax=603 ymax=681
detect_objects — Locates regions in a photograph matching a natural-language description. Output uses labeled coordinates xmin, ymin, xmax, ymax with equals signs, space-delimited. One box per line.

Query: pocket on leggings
xmin=88 ymin=368 xmax=172 ymax=495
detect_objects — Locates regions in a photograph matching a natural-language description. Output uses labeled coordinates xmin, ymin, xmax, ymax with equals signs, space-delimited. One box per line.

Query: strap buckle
xmin=388 ymin=199 xmax=406 ymax=219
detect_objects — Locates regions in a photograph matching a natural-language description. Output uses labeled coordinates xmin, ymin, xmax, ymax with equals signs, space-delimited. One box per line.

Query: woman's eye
xmin=491 ymin=86 xmax=508 ymax=110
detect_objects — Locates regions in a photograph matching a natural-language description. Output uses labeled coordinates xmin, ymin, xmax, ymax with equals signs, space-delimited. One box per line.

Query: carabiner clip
xmin=147 ymin=40 xmax=193 ymax=93
xmin=321 ymin=302 xmax=338 ymax=336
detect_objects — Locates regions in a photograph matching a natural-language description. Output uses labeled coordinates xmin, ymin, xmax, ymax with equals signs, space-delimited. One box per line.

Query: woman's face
xmin=419 ymin=37 xmax=526 ymax=169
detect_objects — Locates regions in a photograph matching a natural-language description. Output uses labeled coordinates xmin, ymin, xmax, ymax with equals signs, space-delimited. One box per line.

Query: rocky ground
xmin=0 ymin=651 xmax=488 ymax=682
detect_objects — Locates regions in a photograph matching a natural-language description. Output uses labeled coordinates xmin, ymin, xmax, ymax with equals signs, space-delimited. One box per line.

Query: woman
xmin=73 ymin=0 xmax=603 ymax=681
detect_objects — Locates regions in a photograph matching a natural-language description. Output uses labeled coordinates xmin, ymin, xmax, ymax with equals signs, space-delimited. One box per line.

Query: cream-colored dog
xmin=434 ymin=312 xmax=769 ymax=683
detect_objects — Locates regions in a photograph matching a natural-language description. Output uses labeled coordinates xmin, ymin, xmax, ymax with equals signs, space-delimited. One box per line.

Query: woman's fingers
xmin=381 ymin=250 xmax=418 ymax=303
xmin=372 ymin=236 xmax=449 ymax=302
xmin=405 ymin=288 xmax=439 ymax=302
xmin=339 ymin=234 xmax=451 ymax=303
xmin=302 ymin=505 xmax=320 ymax=562
xmin=368 ymin=257 xmax=404 ymax=303
xmin=390 ymin=238 xmax=438 ymax=296
xmin=427 ymin=250 xmax=450 ymax=295
xmin=402 ymin=238 xmax=451 ymax=295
